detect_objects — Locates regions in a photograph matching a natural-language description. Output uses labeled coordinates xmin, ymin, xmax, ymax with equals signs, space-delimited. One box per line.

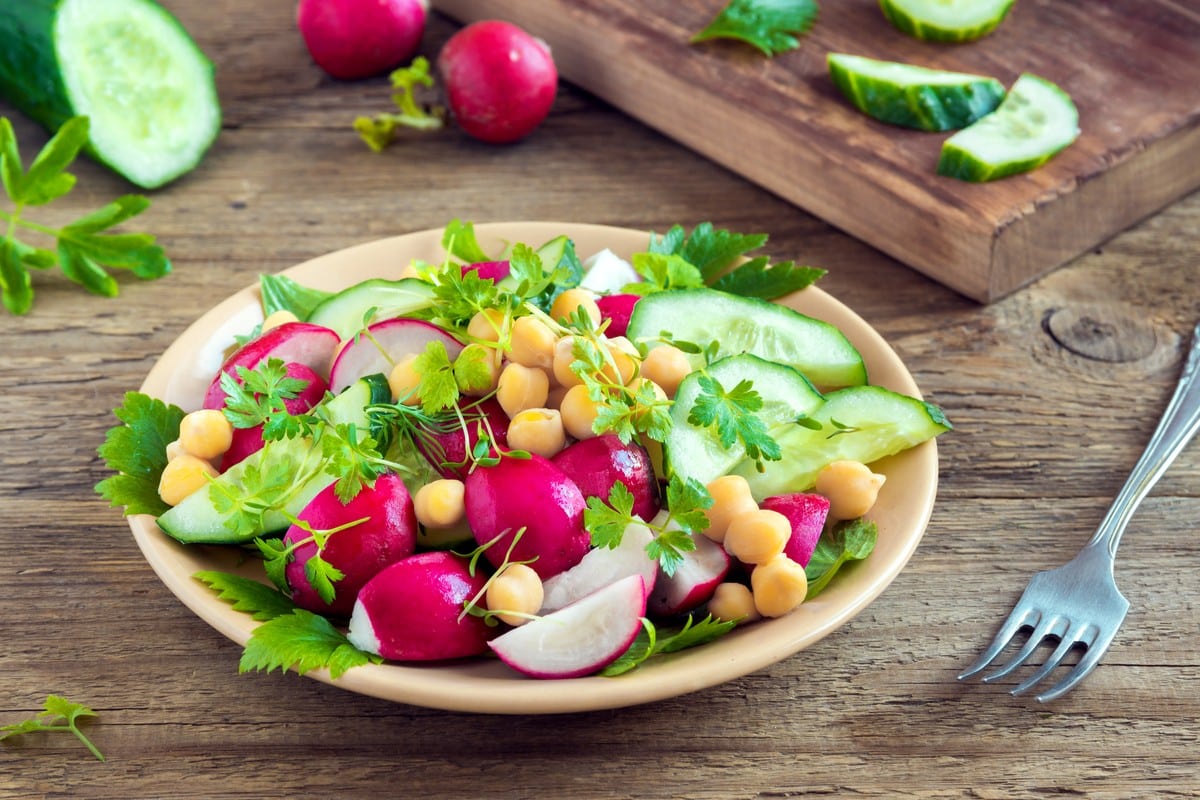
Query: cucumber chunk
xmin=0 ymin=0 xmax=221 ymax=189
xmin=937 ymin=74 xmax=1079 ymax=182
xmin=625 ymin=288 xmax=867 ymax=389
xmin=157 ymin=375 xmax=391 ymax=545
xmin=665 ymin=354 xmax=824 ymax=488
xmin=734 ymin=385 xmax=951 ymax=500
xmin=879 ymin=0 xmax=1015 ymax=42
xmin=307 ymin=278 xmax=436 ymax=339
xmin=828 ymin=53 xmax=1005 ymax=132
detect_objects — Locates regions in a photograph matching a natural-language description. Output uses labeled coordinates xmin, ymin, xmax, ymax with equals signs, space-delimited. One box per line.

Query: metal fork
xmin=958 ymin=320 xmax=1200 ymax=702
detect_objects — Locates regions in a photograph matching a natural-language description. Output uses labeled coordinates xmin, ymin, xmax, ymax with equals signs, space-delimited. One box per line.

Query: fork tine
xmin=1034 ymin=627 xmax=1121 ymax=702
xmin=981 ymin=614 xmax=1066 ymax=683
xmin=1009 ymin=627 xmax=1084 ymax=697
xmin=957 ymin=606 xmax=1039 ymax=680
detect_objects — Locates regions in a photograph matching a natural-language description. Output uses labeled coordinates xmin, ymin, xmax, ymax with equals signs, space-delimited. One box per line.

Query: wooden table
xmin=2 ymin=4 xmax=1198 ymax=797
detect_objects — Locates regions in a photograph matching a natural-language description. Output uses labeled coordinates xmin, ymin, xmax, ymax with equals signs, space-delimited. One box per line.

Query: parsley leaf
xmin=601 ymin=614 xmax=736 ymax=676
xmin=413 ymin=339 xmax=461 ymax=413
xmin=441 ymin=218 xmax=494 ymax=264
xmin=452 ymin=343 xmax=496 ymax=396
xmin=691 ymin=0 xmax=819 ymax=57
xmin=621 ymin=252 xmax=705 ymax=296
xmin=711 ymin=256 xmax=825 ymax=299
xmin=0 ymin=116 xmax=171 ymax=315
xmin=805 ymin=518 xmax=878 ymax=599
xmin=687 ymin=374 xmax=782 ymax=471
xmin=240 ymin=608 xmax=381 ymax=679
xmin=220 ymin=358 xmax=312 ymax=438
xmin=95 ymin=392 xmax=185 ymax=516
xmin=583 ymin=477 xmax=710 ymax=576
xmin=354 ymin=57 xmax=446 ymax=152
xmin=1 ymin=695 xmax=104 ymax=761
xmin=584 ymin=482 xmax=638 ymax=550
xmin=259 ymin=273 xmax=332 ymax=319
xmin=647 ymin=222 xmax=767 ymax=282
xmin=193 ymin=570 xmax=298 ymax=621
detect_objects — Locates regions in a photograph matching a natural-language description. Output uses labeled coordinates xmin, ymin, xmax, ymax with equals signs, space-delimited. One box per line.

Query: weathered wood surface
xmin=434 ymin=0 xmax=1200 ymax=302
xmin=1 ymin=3 xmax=1199 ymax=798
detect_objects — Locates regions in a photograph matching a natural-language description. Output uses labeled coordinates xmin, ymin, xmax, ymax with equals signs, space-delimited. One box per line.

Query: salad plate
xmin=126 ymin=221 xmax=940 ymax=714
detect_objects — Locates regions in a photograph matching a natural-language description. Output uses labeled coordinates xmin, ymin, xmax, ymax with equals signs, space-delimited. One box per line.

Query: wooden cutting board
xmin=432 ymin=0 xmax=1200 ymax=302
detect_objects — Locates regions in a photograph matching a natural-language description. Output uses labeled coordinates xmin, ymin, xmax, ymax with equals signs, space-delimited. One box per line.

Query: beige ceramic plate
xmin=128 ymin=222 xmax=939 ymax=714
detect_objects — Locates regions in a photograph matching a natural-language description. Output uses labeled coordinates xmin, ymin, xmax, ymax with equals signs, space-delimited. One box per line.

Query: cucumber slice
xmin=879 ymin=0 xmax=1015 ymax=42
xmin=307 ymin=278 xmax=436 ymax=339
xmin=157 ymin=375 xmax=391 ymax=545
xmin=0 ymin=0 xmax=220 ymax=189
xmin=734 ymin=385 xmax=951 ymax=500
xmin=665 ymin=354 xmax=824 ymax=488
xmin=828 ymin=53 xmax=1005 ymax=132
xmin=937 ymin=74 xmax=1079 ymax=182
xmin=625 ymin=288 xmax=867 ymax=389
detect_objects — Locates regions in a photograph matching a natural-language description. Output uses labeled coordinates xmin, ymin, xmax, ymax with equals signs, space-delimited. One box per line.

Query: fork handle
xmin=1089 ymin=322 xmax=1200 ymax=558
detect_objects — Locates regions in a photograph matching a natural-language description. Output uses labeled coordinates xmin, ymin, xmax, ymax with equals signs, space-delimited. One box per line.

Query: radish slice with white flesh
xmin=489 ymin=574 xmax=648 ymax=679
xmin=539 ymin=522 xmax=657 ymax=613
xmin=202 ymin=322 xmax=340 ymax=410
xmin=646 ymin=532 xmax=731 ymax=617
xmin=329 ymin=318 xmax=464 ymax=394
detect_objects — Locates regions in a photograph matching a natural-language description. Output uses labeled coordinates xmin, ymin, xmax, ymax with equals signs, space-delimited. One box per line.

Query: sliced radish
xmin=647 ymin=532 xmax=731 ymax=617
xmin=329 ymin=318 xmax=463 ymax=394
xmin=220 ymin=362 xmax=329 ymax=470
xmin=594 ymin=293 xmax=640 ymax=338
xmin=462 ymin=260 xmax=510 ymax=282
xmin=540 ymin=522 xmax=657 ymax=613
xmin=762 ymin=493 xmax=831 ymax=568
xmin=202 ymin=322 xmax=339 ymax=410
xmin=489 ymin=574 xmax=647 ymax=678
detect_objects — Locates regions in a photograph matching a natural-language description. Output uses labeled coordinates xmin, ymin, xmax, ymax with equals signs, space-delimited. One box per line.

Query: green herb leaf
xmin=711 ymin=256 xmax=825 ymax=299
xmin=622 ymin=252 xmax=705 ymax=296
xmin=259 ymin=273 xmax=332 ymax=319
xmin=687 ymin=374 xmax=782 ymax=470
xmin=647 ymin=222 xmax=768 ymax=281
xmin=805 ymin=518 xmax=878 ymax=598
xmin=584 ymin=482 xmax=639 ymax=550
xmin=1 ymin=695 xmax=104 ymax=761
xmin=354 ymin=57 xmax=446 ymax=151
xmin=95 ymin=392 xmax=186 ymax=516
xmin=220 ymin=358 xmax=313 ymax=438
xmin=691 ymin=0 xmax=819 ymax=57
xmin=413 ymin=339 xmax=461 ymax=413
xmin=601 ymin=614 xmax=736 ymax=676
xmin=441 ymin=217 xmax=494 ymax=264
xmin=194 ymin=570 xmax=298 ymax=621
xmin=240 ymin=609 xmax=381 ymax=679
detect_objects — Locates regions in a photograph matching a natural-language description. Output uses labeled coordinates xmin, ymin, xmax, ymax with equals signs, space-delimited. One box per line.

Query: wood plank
xmin=432 ymin=0 xmax=1200 ymax=301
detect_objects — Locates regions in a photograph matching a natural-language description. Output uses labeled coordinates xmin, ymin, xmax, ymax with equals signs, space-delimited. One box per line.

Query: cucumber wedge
xmin=0 ymin=0 xmax=220 ymax=189
xmin=937 ymin=74 xmax=1079 ymax=182
xmin=828 ymin=53 xmax=1005 ymax=132
xmin=625 ymin=288 xmax=867 ymax=389
xmin=879 ymin=0 xmax=1015 ymax=42
xmin=665 ymin=354 xmax=824 ymax=488
xmin=307 ymin=278 xmax=436 ymax=339
xmin=734 ymin=385 xmax=951 ymax=500
xmin=157 ymin=375 xmax=391 ymax=545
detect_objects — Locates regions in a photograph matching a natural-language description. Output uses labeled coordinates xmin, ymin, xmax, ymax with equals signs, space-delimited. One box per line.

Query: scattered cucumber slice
xmin=734 ymin=385 xmax=951 ymax=500
xmin=625 ymin=288 xmax=867 ymax=389
xmin=937 ymin=73 xmax=1079 ymax=182
xmin=157 ymin=375 xmax=391 ymax=545
xmin=828 ymin=53 xmax=1005 ymax=132
xmin=665 ymin=354 xmax=824 ymax=488
xmin=0 ymin=0 xmax=221 ymax=189
xmin=879 ymin=0 xmax=1015 ymax=42
xmin=307 ymin=278 xmax=436 ymax=340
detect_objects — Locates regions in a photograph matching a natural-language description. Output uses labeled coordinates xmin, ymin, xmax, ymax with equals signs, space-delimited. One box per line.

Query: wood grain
xmin=1 ymin=2 xmax=1199 ymax=798
xmin=432 ymin=0 xmax=1200 ymax=302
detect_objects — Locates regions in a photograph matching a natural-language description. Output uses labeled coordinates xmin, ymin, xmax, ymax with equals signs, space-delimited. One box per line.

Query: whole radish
xmin=552 ymin=434 xmax=661 ymax=521
xmin=437 ymin=20 xmax=558 ymax=144
xmin=297 ymin=0 xmax=428 ymax=80
xmin=417 ymin=397 xmax=510 ymax=480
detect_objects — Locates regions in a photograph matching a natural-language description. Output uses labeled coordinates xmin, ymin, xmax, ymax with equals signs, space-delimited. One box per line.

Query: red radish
xmin=329 ymin=317 xmax=463 ymax=394
xmin=283 ymin=473 xmax=418 ymax=615
xmin=489 ymin=574 xmax=647 ymax=678
xmin=647 ymin=529 xmax=731 ymax=617
xmin=296 ymin=0 xmax=428 ymax=80
xmin=202 ymin=322 xmax=339 ymax=410
xmin=347 ymin=550 xmax=493 ymax=660
xmin=437 ymin=20 xmax=558 ymax=144
xmin=594 ymin=294 xmax=640 ymax=338
xmin=552 ymin=433 xmax=660 ymax=521
xmin=220 ymin=362 xmax=329 ymax=470
xmin=540 ymin=522 xmax=657 ymax=613
xmin=762 ymin=493 xmax=831 ymax=568
xmin=461 ymin=260 xmax=510 ymax=282
xmin=464 ymin=454 xmax=590 ymax=579
xmin=416 ymin=397 xmax=510 ymax=480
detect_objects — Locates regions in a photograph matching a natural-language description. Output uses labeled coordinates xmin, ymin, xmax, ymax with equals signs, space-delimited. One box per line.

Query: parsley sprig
xmin=255 ymin=515 xmax=369 ymax=605
xmin=220 ymin=358 xmax=311 ymax=439
xmin=600 ymin=614 xmax=737 ymax=676
xmin=584 ymin=477 xmax=713 ymax=576
xmin=691 ymin=0 xmax=820 ymax=57
xmin=0 ymin=116 xmax=171 ymax=315
xmin=354 ymin=57 xmax=446 ymax=152
xmin=1 ymin=695 xmax=104 ymax=761
xmin=688 ymin=373 xmax=783 ymax=472
xmin=95 ymin=392 xmax=185 ymax=516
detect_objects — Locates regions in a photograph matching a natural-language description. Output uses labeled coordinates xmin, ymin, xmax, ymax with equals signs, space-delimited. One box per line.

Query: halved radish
xmin=594 ymin=293 xmax=640 ymax=337
xmin=220 ymin=362 xmax=329 ymax=470
xmin=329 ymin=318 xmax=463 ymax=394
xmin=540 ymin=522 xmax=657 ymax=613
xmin=647 ymin=531 xmax=731 ymax=617
xmin=552 ymin=433 xmax=660 ymax=521
xmin=489 ymin=574 xmax=647 ymax=678
xmin=762 ymin=493 xmax=830 ymax=567
xmin=462 ymin=260 xmax=510 ymax=282
xmin=202 ymin=322 xmax=339 ymax=410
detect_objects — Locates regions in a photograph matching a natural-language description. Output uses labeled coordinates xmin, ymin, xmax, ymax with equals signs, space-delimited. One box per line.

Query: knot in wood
xmin=1044 ymin=305 xmax=1158 ymax=363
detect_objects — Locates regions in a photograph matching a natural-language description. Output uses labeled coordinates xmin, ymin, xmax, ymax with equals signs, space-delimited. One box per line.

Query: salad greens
xmin=691 ymin=0 xmax=820 ymax=57
xmin=95 ymin=392 xmax=185 ymax=516
xmin=354 ymin=57 xmax=446 ymax=153
xmin=1 ymin=695 xmax=104 ymax=761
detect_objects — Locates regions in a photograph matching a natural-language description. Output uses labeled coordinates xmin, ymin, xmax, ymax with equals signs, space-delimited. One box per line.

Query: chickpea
xmin=496 ymin=363 xmax=550 ymax=418
xmin=641 ymin=344 xmax=692 ymax=398
xmin=551 ymin=335 xmax=585 ymax=388
xmin=550 ymin=287 xmax=601 ymax=326
xmin=486 ymin=563 xmax=545 ymax=626
xmin=601 ymin=340 xmax=638 ymax=386
xmin=560 ymin=384 xmax=601 ymax=440
xmin=454 ymin=343 xmax=501 ymax=397
xmin=414 ymin=479 xmax=466 ymax=528
xmin=388 ymin=354 xmax=422 ymax=406
xmin=397 ymin=262 xmax=422 ymax=280
xmin=178 ymin=409 xmax=234 ymax=460
xmin=815 ymin=460 xmax=887 ymax=520
xmin=508 ymin=315 xmax=557 ymax=370
xmin=751 ymin=554 xmax=808 ymax=618
xmin=724 ymin=508 xmax=791 ymax=566
xmin=507 ymin=408 xmax=567 ymax=458
xmin=467 ymin=307 xmax=508 ymax=343
xmin=158 ymin=454 xmax=218 ymax=506
xmin=707 ymin=582 xmax=761 ymax=625
xmin=701 ymin=475 xmax=759 ymax=544
xmin=261 ymin=309 xmax=299 ymax=333
xmin=165 ymin=439 xmax=187 ymax=462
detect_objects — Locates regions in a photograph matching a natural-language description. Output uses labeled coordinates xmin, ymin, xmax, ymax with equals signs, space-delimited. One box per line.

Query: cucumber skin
xmin=879 ymin=0 xmax=1015 ymax=42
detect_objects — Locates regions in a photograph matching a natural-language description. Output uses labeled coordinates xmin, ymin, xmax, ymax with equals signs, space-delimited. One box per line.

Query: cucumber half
xmin=937 ymin=73 xmax=1079 ymax=182
xmin=828 ymin=53 xmax=1005 ymax=132
xmin=879 ymin=0 xmax=1015 ymax=42
xmin=0 ymin=0 xmax=221 ymax=189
